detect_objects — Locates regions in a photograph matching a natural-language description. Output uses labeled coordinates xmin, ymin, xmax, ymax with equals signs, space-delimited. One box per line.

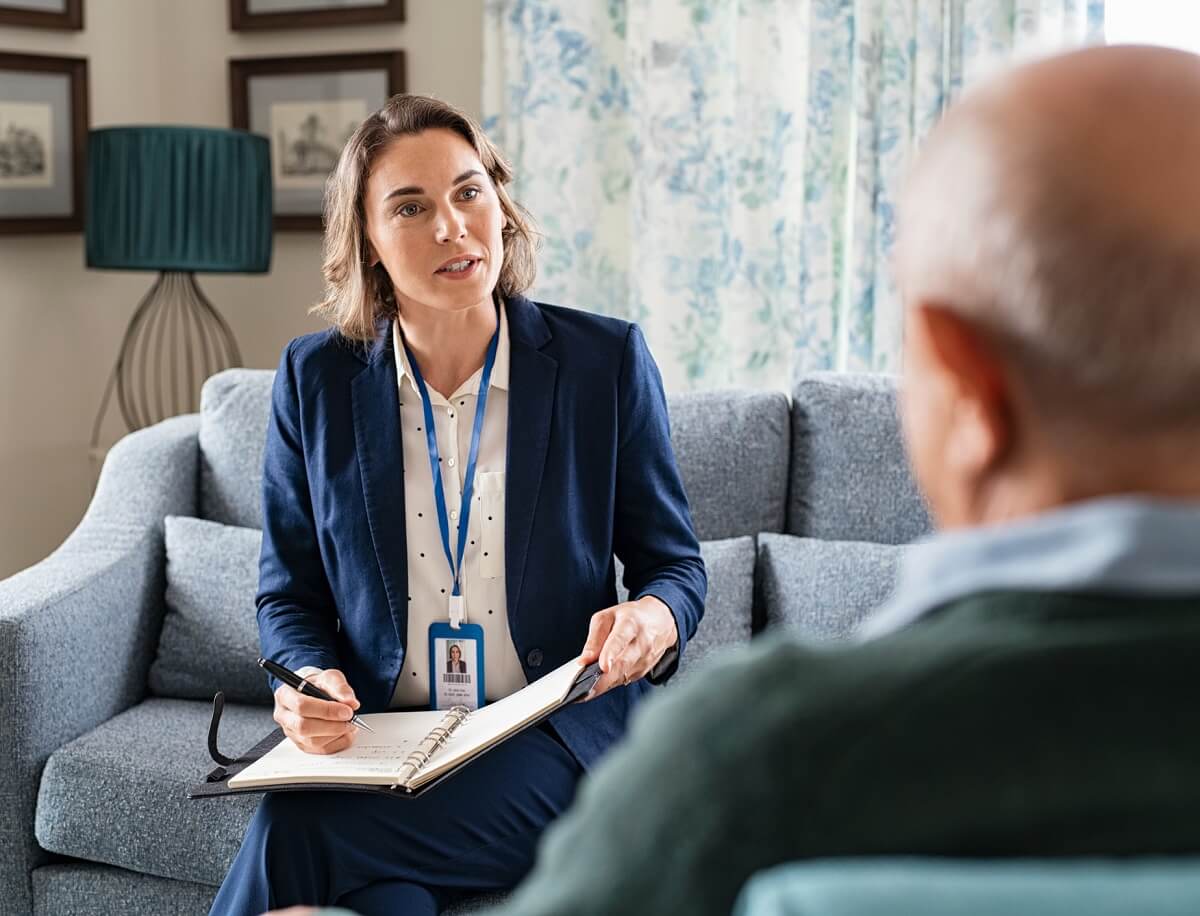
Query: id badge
xmin=429 ymin=621 xmax=486 ymax=711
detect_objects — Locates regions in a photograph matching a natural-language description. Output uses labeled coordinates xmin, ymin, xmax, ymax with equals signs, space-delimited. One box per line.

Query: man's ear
xmin=913 ymin=304 xmax=1013 ymax=482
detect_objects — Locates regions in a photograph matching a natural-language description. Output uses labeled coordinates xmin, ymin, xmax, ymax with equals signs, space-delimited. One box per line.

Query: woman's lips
xmin=435 ymin=257 xmax=481 ymax=280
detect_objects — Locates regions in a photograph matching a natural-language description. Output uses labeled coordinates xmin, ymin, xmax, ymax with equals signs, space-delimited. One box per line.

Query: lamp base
xmin=90 ymin=271 xmax=242 ymax=450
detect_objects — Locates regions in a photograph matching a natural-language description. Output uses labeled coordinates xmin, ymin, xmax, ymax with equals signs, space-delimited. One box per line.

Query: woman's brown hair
xmin=311 ymin=94 xmax=538 ymax=344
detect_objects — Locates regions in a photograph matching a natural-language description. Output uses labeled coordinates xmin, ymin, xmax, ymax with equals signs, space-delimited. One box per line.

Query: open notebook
xmin=189 ymin=659 xmax=600 ymax=799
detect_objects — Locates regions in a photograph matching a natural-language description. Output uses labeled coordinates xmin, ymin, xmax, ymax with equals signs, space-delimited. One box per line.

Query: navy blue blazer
xmin=256 ymin=296 xmax=707 ymax=769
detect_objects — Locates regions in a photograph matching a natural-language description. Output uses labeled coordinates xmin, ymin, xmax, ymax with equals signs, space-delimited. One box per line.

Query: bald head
xmin=897 ymin=45 xmax=1200 ymax=434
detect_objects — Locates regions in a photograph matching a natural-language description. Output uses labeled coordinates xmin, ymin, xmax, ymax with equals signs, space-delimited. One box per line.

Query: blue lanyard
xmin=401 ymin=309 xmax=500 ymax=624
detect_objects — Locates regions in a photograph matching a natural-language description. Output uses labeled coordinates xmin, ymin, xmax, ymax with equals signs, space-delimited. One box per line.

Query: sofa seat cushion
xmin=35 ymin=698 xmax=273 ymax=887
xmin=149 ymin=516 xmax=269 ymax=704
xmin=617 ymin=536 xmax=755 ymax=678
xmin=32 ymin=701 xmax=531 ymax=914
xmin=31 ymin=862 xmax=507 ymax=916
xmin=33 ymin=862 xmax=221 ymax=916
xmin=758 ymin=534 xmax=905 ymax=639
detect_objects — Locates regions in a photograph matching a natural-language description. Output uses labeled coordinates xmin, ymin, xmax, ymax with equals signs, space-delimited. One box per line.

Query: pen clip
xmin=206 ymin=691 xmax=237 ymax=768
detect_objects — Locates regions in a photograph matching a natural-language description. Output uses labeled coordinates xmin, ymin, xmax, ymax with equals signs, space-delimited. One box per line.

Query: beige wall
xmin=0 ymin=0 xmax=485 ymax=579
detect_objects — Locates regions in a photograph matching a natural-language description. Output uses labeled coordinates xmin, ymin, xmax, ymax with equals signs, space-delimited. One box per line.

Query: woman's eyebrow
xmin=382 ymin=170 xmax=484 ymax=203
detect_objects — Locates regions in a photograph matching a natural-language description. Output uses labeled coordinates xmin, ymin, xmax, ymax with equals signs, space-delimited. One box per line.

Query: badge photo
xmin=429 ymin=621 xmax=486 ymax=711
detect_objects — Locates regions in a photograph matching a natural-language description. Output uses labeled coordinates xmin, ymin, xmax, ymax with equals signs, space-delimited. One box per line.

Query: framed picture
xmin=0 ymin=52 xmax=88 ymax=234
xmin=230 ymin=51 xmax=404 ymax=231
xmin=0 ymin=0 xmax=83 ymax=30
xmin=229 ymin=0 xmax=403 ymax=31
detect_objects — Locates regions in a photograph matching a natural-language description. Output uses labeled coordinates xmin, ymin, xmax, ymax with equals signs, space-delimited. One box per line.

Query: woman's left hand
xmin=578 ymin=596 xmax=678 ymax=700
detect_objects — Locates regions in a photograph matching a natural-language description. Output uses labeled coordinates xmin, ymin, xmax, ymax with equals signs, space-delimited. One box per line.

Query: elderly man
xmin=270 ymin=43 xmax=1200 ymax=916
xmin=482 ymin=43 xmax=1200 ymax=916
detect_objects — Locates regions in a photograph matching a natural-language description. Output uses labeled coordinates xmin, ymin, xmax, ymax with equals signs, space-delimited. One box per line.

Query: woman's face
xmin=449 ymin=645 xmax=462 ymax=662
xmin=363 ymin=128 xmax=505 ymax=315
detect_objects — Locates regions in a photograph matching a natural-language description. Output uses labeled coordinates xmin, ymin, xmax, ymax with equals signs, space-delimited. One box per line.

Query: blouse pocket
xmin=477 ymin=470 xmax=505 ymax=579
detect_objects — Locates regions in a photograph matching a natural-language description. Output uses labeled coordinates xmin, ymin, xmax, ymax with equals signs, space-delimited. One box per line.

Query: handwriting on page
xmin=343 ymin=744 xmax=418 ymax=759
xmin=229 ymin=739 xmax=423 ymax=786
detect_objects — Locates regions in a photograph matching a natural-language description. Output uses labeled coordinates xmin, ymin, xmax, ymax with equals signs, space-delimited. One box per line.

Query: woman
xmin=208 ymin=94 xmax=706 ymax=916
xmin=445 ymin=643 xmax=466 ymax=675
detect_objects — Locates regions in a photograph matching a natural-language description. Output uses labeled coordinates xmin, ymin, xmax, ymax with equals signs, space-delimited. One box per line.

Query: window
xmin=1106 ymin=0 xmax=1200 ymax=54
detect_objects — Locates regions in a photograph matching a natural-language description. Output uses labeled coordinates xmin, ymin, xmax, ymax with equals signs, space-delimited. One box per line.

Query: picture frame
xmin=230 ymin=51 xmax=405 ymax=231
xmin=229 ymin=0 xmax=403 ymax=31
xmin=0 ymin=0 xmax=83 ymax=30
xmin=0 ymin=52 xmax=88 ymax=234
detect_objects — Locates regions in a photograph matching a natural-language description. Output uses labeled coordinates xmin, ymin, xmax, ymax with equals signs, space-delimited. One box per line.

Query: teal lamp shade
xmin=86 ymin=125 xmax=272 ymax=273
xmin=84 ymin=125 xmax=273 ymax=447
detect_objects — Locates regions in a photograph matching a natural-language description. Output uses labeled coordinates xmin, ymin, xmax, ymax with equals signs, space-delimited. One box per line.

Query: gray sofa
xmin=0 ymin=368 xmax=930 ymax=916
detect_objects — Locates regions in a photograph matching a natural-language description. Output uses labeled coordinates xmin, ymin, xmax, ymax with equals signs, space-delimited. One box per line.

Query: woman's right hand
xmin=272 ymin=667 xmax=361 ymax=755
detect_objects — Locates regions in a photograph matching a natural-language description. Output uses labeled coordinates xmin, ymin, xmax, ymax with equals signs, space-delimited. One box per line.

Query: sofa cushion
xmin=617 ymin=536 xmax=755 ymax=677
xmin=667 ymin=390 xmax=790 ymax=540
xmin=35 ymin=699 xmax=272 ymax=887
xmin=33 ymin=699 xmax=510 ymax=914
xmin=757 ymin=534 xmax=904 ymax=639
xmin=31 ymin=862 xmax=505 ymax=916
xmin=199 ymin=368 xmax=274 ymax=529
xmin=33 ymin=863 xmax=221 ymax=916
xmin=148 ymin=516 xmax=269 ymax=704
xmin=788 ymin=373 xmax=932 ymax=544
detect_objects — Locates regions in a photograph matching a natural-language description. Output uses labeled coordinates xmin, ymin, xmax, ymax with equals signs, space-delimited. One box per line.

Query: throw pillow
xmin=148 ymin=515 xmax=269 ymax=704
xmin=616 ymin=536 xmax=755 ymax=678
xmin=757 ymin=533 xmax=905 ymax=640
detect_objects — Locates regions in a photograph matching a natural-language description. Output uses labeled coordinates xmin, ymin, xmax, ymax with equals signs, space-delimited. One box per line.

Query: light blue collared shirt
xmin=859 ymin=497 xmax=1200 ymax=639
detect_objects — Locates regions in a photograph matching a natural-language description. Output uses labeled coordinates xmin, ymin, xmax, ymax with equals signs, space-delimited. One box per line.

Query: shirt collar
xmin=392 ymin=301 xmax=510 ymax=402
xmin=858 ymin=496 xmax=1200 ymax=640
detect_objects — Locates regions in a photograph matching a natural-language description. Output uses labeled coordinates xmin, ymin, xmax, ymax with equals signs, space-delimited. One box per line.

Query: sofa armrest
xmin=0 ymin=413 xmax=199 ymax=916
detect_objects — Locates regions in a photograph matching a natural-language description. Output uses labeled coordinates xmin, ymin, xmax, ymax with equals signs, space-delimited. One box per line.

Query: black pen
xmin=258 ymin=657 xmax=375 ymax=733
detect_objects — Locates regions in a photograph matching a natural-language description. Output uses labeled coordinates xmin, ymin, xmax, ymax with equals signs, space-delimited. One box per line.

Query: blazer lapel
xmin=504 ymin=297 xmax=557 ymax=635
xmin=351 ymin=319 xmax=408 ymax=648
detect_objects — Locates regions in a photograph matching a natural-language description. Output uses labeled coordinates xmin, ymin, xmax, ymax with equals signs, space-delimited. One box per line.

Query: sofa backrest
xmin=155 ymin=368 xmax=928 ymax=699
xmin=788 ymin=373 xmax=932 ymax=544
xmin=198 ymin=369 xmax=272 ymax=530
xmin=196 ymin=368 xmax=792 ymax=543
xmin=668 ymin=389 xmax=790 ymax=540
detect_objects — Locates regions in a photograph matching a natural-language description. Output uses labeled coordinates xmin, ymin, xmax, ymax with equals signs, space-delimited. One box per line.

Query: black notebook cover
xmin=188 ymin=662 xmax=600 ymax=801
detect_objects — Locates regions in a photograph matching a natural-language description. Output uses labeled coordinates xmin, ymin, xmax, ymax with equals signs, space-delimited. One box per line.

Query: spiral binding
xmin=394 ymin=705 xmax=471 ymax=788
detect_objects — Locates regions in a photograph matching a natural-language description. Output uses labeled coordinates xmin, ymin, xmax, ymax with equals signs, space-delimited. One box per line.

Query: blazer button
xmin=526 ymin=648 xmax=544 ymax=668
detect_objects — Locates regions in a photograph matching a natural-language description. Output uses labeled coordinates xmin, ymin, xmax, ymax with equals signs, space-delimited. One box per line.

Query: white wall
xmin=0 ymin=0 xmax=485 ymax=579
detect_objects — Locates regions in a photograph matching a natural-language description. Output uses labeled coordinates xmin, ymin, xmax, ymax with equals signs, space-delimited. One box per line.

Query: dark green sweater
xmin=494 ymin=591 xmax=1200 ymax=916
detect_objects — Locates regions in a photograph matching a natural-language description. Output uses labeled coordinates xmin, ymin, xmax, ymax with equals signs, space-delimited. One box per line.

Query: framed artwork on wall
xmin=230 ymin=51 xmax=405 ymax=231
xmin=229 ymin=0 xmax=403 ymax=31
xmin=0 ymin=52 xmax=88 ymax=234
xmin=0 ymin=0 xmax=82 ymax=30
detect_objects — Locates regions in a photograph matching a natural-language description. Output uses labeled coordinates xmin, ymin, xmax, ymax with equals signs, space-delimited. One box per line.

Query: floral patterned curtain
xmin=483 ymin=0 xmax=1105 ymax=391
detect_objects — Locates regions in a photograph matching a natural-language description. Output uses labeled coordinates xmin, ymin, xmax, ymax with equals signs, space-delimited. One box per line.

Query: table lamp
xmin=85 ymin=125 xmax=272 ymax=454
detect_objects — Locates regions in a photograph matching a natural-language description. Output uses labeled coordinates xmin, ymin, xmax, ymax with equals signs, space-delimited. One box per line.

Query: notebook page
xmin=228 ymin=709 xmax=447 ymax=789
xmin=408 ymin=659 xmax=585 ymax=788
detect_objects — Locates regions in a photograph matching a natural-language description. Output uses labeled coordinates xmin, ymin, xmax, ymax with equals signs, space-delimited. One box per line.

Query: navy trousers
xmin=208 ymin=723 xmax=583 ymax=916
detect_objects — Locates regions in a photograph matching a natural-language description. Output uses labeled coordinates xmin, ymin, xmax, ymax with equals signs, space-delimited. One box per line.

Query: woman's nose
xmin=435 ymin=207 xmax=467 ymax=244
